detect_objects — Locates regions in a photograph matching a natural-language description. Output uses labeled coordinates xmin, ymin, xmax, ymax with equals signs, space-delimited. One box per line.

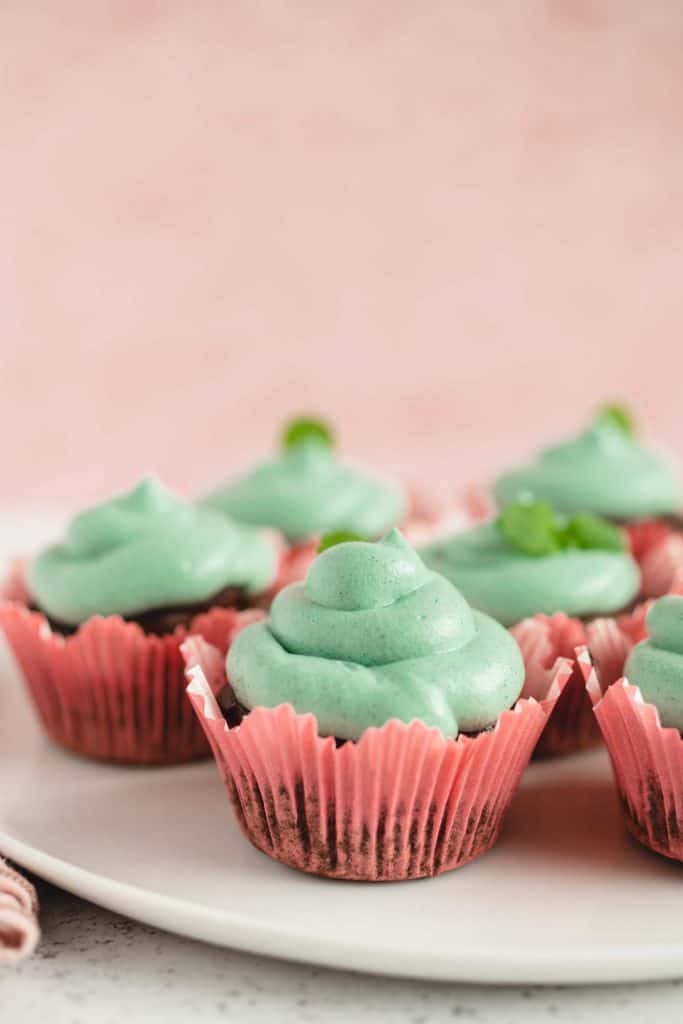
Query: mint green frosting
xmin=420 ymin=522 xmax=640 ymax=627
xmin=226 ymin=530 xmax=524 ymax=740
xmin=494 ymin=421 xmax=680 ymax=521
xmin=203 ymin=440 xmax=407 ymax=541
xmin=28 ymin=477 xmax=277 ymax=626
xmin=625 ymin=596 xmax=683 ymax=730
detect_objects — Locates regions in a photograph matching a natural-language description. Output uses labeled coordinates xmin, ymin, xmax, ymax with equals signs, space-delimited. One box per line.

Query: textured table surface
xmin=1 ymin=878 xmax=682 ymax=1023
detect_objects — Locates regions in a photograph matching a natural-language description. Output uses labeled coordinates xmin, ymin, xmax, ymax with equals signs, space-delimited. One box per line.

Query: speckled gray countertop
xmin=0 ymin=879 xmax=681 ymax=1023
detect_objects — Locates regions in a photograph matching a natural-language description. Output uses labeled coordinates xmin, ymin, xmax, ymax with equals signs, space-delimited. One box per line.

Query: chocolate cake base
xmin=217 ymin=692 xmax=501 ymax=745
xmin=613 ymin=513 xmax=683 ymax=531
xmin=33 ymin=585 xmax=253 ymax=637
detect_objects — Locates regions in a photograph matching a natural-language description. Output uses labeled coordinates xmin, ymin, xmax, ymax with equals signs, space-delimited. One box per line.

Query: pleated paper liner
xmin=637 ymin=531 xmax=683 ymax=599
xmin=400 ymin=486 xmax=469 ymax=545
xmin=267 ymin=539 xmax=319 ymax=597
xmin=588 ymin=676 xmax=683 ymax=863
xmin=462 ymin=484 xmax=497 ymax=524
xmin=1 ymin=559 xmax=31 ymax=605
xmin=182 ymin=635 xmax=572 ymax=882
xmin=0 ymin=600 xmax=254 ymax=766
xmin=510 ymin=606 xmax=659 ymax=757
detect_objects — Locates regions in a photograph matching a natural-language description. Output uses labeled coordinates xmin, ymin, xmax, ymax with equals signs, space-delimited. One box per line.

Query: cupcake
xmin=492 ymin=403 xmax=683 ymax=598
xmin=0 ymin=476 xmax=278 ymax=764
xmin=202 ymin=415 xmax=457 ymax=589
xmin=203 ymin=415 xmax=407 ymax=539
xmin=182 ymin=530 xmax=571 ymax=881
xmin=420 ymin=498 xmax=642 ymax=755
xmin=590 ymin=595 xmax=683 ymax=862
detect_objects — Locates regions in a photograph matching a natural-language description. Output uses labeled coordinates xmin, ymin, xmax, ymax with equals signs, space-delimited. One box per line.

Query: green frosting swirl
xmin=28 ymin=476 xmax=277 ymax=625
xmin=203 ymin=439 xmax=407 ymax=541
xmin=420 ymin=522 xmax=640 ymax=627
xmin=226 ymin=530 xmax=524 ymax=740
xmin=494 ymin=420 xmax=680 ymax=521
xmin=625 ymin=596 xmax=683 ymax=730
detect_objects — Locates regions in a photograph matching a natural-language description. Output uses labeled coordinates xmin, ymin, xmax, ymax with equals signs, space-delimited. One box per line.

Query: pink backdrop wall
xmin=2 ymin=3 xmax=682 ymax=513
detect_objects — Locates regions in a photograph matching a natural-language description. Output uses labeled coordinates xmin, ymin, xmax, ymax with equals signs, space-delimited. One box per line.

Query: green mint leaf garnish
xmin=497 ymin=500 xmax=627 ymax=555
xmin=281 ymin=415 xmax=334 ymax=452
xmin=595 ymin=402 xmax=636 ymax=437
xmin=562 ymin=512 xmax=626 ymax=552
xmin=496 ymin=500 xmax=562 ymax=556
xmin=317 ymin=530 xmax=366 ymax=553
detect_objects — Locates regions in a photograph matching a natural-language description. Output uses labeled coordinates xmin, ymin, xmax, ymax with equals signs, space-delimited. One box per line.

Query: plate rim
xmin=3 ymin=828 xmax=683 ymax=985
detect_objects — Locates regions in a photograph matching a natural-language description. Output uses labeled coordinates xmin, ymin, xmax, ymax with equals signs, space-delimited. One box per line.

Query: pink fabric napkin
xmin=1 ymin=564 xmax=40 ymax=961
xmin=0 ymin=860 xmax=39 ymax=962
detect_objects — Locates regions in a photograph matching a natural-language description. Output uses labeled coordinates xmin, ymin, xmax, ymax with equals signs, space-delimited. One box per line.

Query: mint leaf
xmin=317 ymin=530 xmax=366 ymax=553
xmin=563 ymin=512 xmax=626 ymax=552
xmin=281 ymin=416 xmax=334 ymax=451
xmin=497 ymin=499 xmax=627 ymax=556
xmin=595 ymin=402 xmax=636 ymax=437
xmin=496 ymin=500 xmax=562 ymax=556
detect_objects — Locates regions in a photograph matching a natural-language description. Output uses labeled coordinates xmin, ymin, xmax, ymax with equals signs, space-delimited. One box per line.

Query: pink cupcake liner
xmin=625 ymin=519 xmax=674 ymax=563
xmin=267 ymin=539 xmax=319 ymax=597
xmin=590 ymin=518 xmax=683 ymax=600
xmin=512 ymin=615 xmax=598 ymax=756
xmin=400 ymin=486 xmax=469 ymax=545
xmin=589 ymin=677 xmax=683 ymax=862
xmin=0 ymin=597 xmax=255 ymax=765
xmin=525 ymin=575 xmax=683 ymax=759
xmin=462 ymin=484 xmax=497 ymax=524
xmin=1 ymin=559 xmax=32 ymax=605
xmin=182 ymin=635 xmax=572 ymax=881
xmin=0 ymin=860 xmax=40 ymax=963
xmin=638 ymin=532 xmax=683 ymax=599
xmin=610 ymin=575 xmax=683 ymax=649
xmin=511 ymin=609 xmax=650 ymax=757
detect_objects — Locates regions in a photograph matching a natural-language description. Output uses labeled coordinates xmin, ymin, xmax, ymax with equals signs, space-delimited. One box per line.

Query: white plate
xmin=1 ymin=637 xmax=683 ymax=985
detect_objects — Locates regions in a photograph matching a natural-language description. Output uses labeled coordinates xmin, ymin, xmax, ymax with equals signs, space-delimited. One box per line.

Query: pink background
xmin=2 ymin=3 xmax=682 ymax=513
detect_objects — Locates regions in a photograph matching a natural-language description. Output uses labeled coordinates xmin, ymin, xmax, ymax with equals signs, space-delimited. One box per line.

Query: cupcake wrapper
xmin=462 ymin=484 xmax=497 ymax=524
xmin=267 ymin=539 xmax=319 ymax=597
xmin=511 ymin=611 xmax=648 ymax=757
xmin=589 ymin=678 xmax=683 ymax=862
xmin=612 ymin=577 xmax=683 ymax=649
xmin=182 ymin=636 xmax=571 ymax=881
xmin=400 ymin=486 xmax=469 ymax=545
xmin=625 ymin=519 xmax=674 ymax=564
xmin=638 ymin=532 xmax=683 ymax=600
xmin=0 ymin=600 xmax=253 ymax=765
xmin=512 ymin=614 xmax=599 ymax=756
xmin=1 ymin=560 xmax=31 ymax=605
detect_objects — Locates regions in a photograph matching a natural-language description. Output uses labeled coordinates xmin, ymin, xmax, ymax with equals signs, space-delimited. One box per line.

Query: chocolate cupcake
xmin=201 ymin=415 xmax=458 ymax=591
xmin=182 ymin=530 xmax=571 ymax=881
xmin=0 ymin=476 xmax=278 ymax=764
xmin=420 ymin=498 xmax=642 ymax=755
xmin=492 ymin=402 xmax=683 ymax=598
xmin=203 ymin=415 xmax=408 ymax=541
xmin=590 ymin=595 xmax=683 ymax=862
